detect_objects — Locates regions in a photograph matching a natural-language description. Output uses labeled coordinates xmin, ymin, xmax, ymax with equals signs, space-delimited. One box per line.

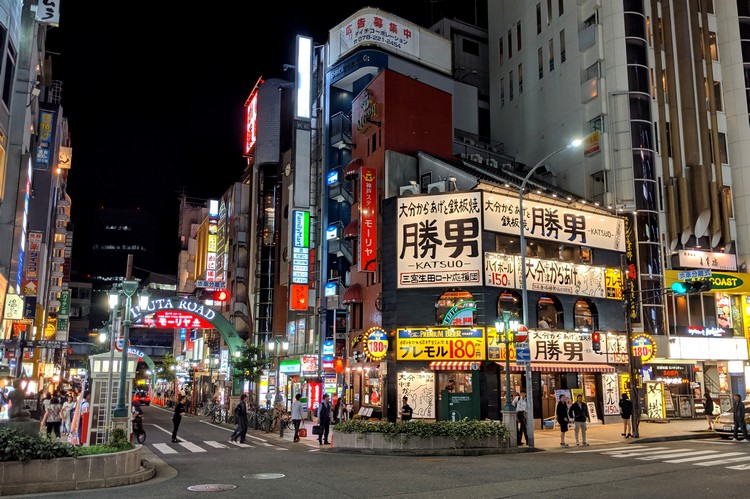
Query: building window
xmin=508 ymin=29 xmax=513 ymax=58
xmin=559 ymin=0 xmax=564 ymax=16
xmin=509 ymin=70 xmax=514 ymax=101
xmin=517 ymin=22 xmax=522 ymax=51
xmin=548 ymin=39 xmax=554 ymax=71
xmin=574 ymin=299 xmax=598 ymax=330
xmin=536 ymin=3 xmax=542 ymax=34
xmin=718 ymin=132 xmax=728 ymax=164
xmin=723 ymin=186 xmax=734 ymax=218
xmin=499 ymin=37 xmax=504 ymax=65
xmin=547 ymin=0 xmax=552 ymax=24
xmin=589 ymin=116 xmax=603 ymax=133
xmin=585 ymin=61 xmax=600 ymax=80
xmin=518 ymin=63 xmax=523 ymax=94
xmin=713 ymin=81 xmax=723 ymax=111
xmin=500 ymin=78 xmax=505 ymax=106
xmin=497 ymin=290 xmax=522 ymax=322
xmin=436 ymin=289 xmax=476 ymax=325
xmin=560 ymin=29 xmax=566 ymax=62
xmin=537 ymin=295 xmax=563 ymax=329
xmin=709 ymin=31 xmax=718 ymax=60
xmin=538 ymin=47 xmax=544 ymax=79
xmin=463 ymin=38 xmax=479 ymax=56
xmin=2 ymin=41 xmax=15 ymax=110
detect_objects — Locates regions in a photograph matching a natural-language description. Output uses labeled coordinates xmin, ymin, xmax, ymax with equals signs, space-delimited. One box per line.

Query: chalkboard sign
xmin=397 ymin=372 xmax=435 ymax=419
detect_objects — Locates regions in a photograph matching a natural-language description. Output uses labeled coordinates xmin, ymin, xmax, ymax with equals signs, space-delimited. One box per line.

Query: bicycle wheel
xmin=136 ymin=430 xmax=146 ymax=444
xmin=226 ymin=413 xmax=235 ymax=425
xmin=261 ymin=415 xmax=272 ymax=432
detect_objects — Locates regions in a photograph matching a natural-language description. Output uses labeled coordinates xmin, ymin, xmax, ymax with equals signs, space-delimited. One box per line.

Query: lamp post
xmin=268 ymin=338 xmax=289 ymax=399
xmin=104 ymin=285 xmax=119 ymax=439
xmin=496 ymin=311 xmax=519 ymax=446
xmin=112 ymin=281 xmax=150 ymax=419
xmin=518 ymin=139 xmax=582 ymax=448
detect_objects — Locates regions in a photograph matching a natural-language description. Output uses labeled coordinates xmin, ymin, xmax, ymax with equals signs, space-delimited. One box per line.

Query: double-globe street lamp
xmin=495 ymin=310 xmax=520 ymax=446
xmin=518 ymin=139 xmax=582 ymax=448
xmin=268 ymin=338 xmax=289 ymax=400
xmin=110 ymin=280 xmax=150 ymax=420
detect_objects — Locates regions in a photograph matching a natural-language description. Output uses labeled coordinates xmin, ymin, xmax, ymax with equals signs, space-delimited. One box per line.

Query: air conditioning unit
xmin=487 ymin=158 xmax=499 ymax=168
xmin=428 ymin=181 xmax=448 ymax=193
xmin=469 ymin=154 xmax=483 ymax=163
xmin=399 ymin=185 xmax=419 ymax=196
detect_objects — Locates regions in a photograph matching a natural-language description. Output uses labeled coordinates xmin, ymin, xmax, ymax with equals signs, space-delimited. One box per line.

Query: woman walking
xmin=171 ymin=395 xmax=186 ymax=443
xmin=619 ymin=393 xmax=633 ymax=437
xmin=45 ymin=396 xmax=64 ymax=438
xmin=704 ymin=392 xmax=715 ymax=431
xmin=61 ymin=394 xmax=76 ymax=434
xmin=556 ymin=394 xmax=570 ymax=447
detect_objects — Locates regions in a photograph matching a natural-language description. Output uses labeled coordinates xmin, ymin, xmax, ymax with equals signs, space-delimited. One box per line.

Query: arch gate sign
xmin=129 ymin=297 xmax=246 ymax=355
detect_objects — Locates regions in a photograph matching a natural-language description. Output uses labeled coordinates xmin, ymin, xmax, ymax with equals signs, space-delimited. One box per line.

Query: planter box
xmin=333 ymin=431 xmax=508 ymax=455
xmin=0 ymin=446 xmax=154 ymax=495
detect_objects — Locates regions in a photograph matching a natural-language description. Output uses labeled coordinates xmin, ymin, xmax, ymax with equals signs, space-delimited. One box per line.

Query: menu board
xmin=397 ymin=372 xmax=435 ymax=419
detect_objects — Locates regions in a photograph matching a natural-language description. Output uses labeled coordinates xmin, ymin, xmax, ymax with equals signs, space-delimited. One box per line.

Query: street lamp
xmin=518 ymin=138 xmax=582 ymax=448
xmin=112 ymin=281 xmax=150 ymax=419
xmin=496 ymin=311 xmax=520 ymax=446
xmin=208 ymin=355 xmax=219 ymax=398
xmin=268 ymin=338 xmax=289 ymax=399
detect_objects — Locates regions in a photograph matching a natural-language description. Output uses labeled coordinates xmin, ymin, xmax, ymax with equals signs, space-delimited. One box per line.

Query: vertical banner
xmin=645 ymin=380 xmax=666 ymax=420
xmin=290 ymin=210 xmax=310 ymax=311
xmin=34 ymin=110 xmax=57 ymax=170
xmin=602 ymin=373 xmax=620 ymax=416
xmin=22 ymin=231 xmax=43 ymax=296
xmin=360 ymin=166 xmax=377 ymax=272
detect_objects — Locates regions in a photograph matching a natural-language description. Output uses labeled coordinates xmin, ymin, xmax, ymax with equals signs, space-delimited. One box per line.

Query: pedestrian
xmin=230 ymin=394 xmax=248 ymax=443
xmin=61 ymin=394 xmax=76 ymax=434
xmin=704 ymin=392 xmax=715 ymax=431
xmin=731 ymin=393 xmax=748 ymax=442
xmin=45 ymin=396 xmax=63 ymax=439
xmin=400 ymin=396 xmax=413 ymax=421
xmin=316 ymin=393 xmax=332 ymax=445
xmin=291 ymin=393 xmax=304 ymax=442
xmin=556 ymin=394 xmax=570 ymax=447
xmin=619 ymin=393 xmax=633 ymax=437
xmin=265 ymin=390 xmax=272 ymax=409
xmin=515 ymin=390 xmax=528 ymax=446
xmin=332 ymin=395 xmax=344 ymax=424
xmin=172 ymin=395 xmax=186 ymax=443
xmin=569 ymin=394 xmax=590 ymax=446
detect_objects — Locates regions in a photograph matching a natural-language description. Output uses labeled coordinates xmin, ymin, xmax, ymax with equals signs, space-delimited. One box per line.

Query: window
xmin=722 ymin=186 xmax=734 ymax=218
xmin=2 ymin=41 xmax=14 ymax=110
xmin=500 ymin=78 xmax=505 ymax=106
xmin=718 ymin=132 xmax=728 ymax=164
xmin=463 ymin=38 xmax=480 ymax=56
xmin=536 ymin=3 xmax=542 ymax=34
xmin=517 ymin=22 xmax=522 ymax=51
xmin=537 ymin=295 xmax=563 ymax=329
xmin=713 ymin=81 xmax=723 ymax=111
xmin=548 ymin=39 xmax=554 ymax=71
xmin=547 ymin=0 xmax=552 ymax=24
xmin=585 ymin=61 xmax=600 ymax=80
xmin=560 ymin=29 xmax=566 ymax=62
xmin=499 ymin=37 xmax=504 ymax=65
xmin=436 ymin=289 xmax=476 ymax=325
xmin=538 ymin=47 xmax=544 ymax=78
xmin=509 ymin=70 xmax=514 ymax=100
xmin=574 ymin=299 xmax=598 ymax=330
xmin=559 ymin=0 xmax=564 ymax=16
xmin=518 ymin=63 xmax=523 ymax=94
xmin=497 ymin=291 xmax=522 ymax=323
xmin=589 ymin=116 xmax=603 ymax=133
xmin=709 ymin=31 xmax=718 ymax=60
xmin=508 ymin=29 xmax=513 ymax=58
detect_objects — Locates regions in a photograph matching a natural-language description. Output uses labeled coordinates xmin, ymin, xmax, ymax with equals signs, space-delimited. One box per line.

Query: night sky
xmin=45 ymin=1 xmax=485 ymax=275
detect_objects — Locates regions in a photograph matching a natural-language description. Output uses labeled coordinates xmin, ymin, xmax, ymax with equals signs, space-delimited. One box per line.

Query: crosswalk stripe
xmin=604 ymin=447 xmax=671 ymax=456
xmin=256 ymin=442 xmax=274 ymax=447
xmin=665 ymin=452 xmax=745 ymax=464
xmin=229 ymin=440 xmax=254 ymax=448
xmin=569 ymin=445 xmax=648 ymax=454
xmin=726 ymin=463 xmax=750 ymax=470
xmin=153 ymin=443 xmax=177 ymax=454
xmin=204 ymin=440 xmax=229 ymax=449
xmin=179 ymin=441 xmax=207 ymax=453
xmin=636 ymin=450 xmax=720 ymax=461
xmin=695 ymin=455 xmax=750 ymax=466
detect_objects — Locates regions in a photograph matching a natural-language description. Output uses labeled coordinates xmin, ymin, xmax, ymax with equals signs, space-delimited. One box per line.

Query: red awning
xmin=429 ymin=361 xmax=480 ymax=371
xmin=343 ymin=219 xmax=359 ymax=239
xmin=344 ymin=157 xmax=363 ymax=179
xmin=507 ymin=362 xmax=615 ymax=373
xmin=342 ymin=283 xmax=363 ymax=304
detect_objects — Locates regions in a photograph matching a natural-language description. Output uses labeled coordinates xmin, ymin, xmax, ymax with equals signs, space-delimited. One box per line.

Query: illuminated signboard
xmin=396 ymin=326 xmax=486 ymax=361
xmin=22 ymin=231 xmax=43 ymax=297
xmin=632 ymin=333 xmax=656 ymax=362
xmin=363 ymin=327 xmax=388 ymax=361
xmin=141 ymin=310 xmax=213 ymax=329
xmin=301 ymin=354 xmax=318 ymax=375
xmin=16 ymin=159 xmax=32 ymax=294
xmin=644 ymin=381 xmax=666 ymax=420
xmin=206 ymin=199 xmax=219 ymax=282
xmin=244 ymin=88 xmax=258 ymax=156
xmin=34 ymin=110 xmax=56 ymax=170
xmin=486 ymin=328 xmax=617 ymax=364
xmin=290 ymin=210 xmax=310 ymax=311
xmin=360 ymin=167 xmax=377 ymax=272
xmin=326 ymin=170 xmax=338 ymax=186
xmin=295 ymin=35 xmax=312 ymax=120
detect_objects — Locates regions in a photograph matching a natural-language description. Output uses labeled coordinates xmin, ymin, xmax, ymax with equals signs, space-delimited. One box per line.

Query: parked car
xmin=714 ymin=399 xmax=750 ymax=439
xmin=132 ymin=391 xmax=151 ymax=406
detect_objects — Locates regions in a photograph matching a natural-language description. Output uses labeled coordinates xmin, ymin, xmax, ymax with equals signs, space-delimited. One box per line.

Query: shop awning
xmin=342 ymin=283 xmax=363 ymax=304
xmin=429 ymin=361 xmax=480 ymax=371
xmin=344 ymin=157 xmax=363 ymax=180
xmin=507 ymin=363 xmax=615 ymax=373
xmin=343 ymin=219 xmax=359 ymax=239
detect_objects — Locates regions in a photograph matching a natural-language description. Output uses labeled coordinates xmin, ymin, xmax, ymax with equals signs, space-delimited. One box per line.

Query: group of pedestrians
xmin=555 ymin=393 xmax=592 ymax=447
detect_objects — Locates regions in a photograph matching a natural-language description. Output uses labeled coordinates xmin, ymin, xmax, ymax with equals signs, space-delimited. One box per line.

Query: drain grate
xmin=187 ymin=484 xmax=238 ymax=492
xmin=243 ymin=473 xmax=286 ymax=480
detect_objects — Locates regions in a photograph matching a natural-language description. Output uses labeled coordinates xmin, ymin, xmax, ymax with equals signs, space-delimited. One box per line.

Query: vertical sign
xmin=602 ymin=373 xmax=620 ymax=415
xmin=290 ymin=210 xmax=310 ymax=310
xmin=23 ymin=231 xmax=43 ymax=297
xmin=295 ymin=35 xmax=312 ymax=120
xmin=360 ymin=166 xmax=377 ymax=272
xmin=56 ymin=289 xmax=70 ymax=333
xmin=34 ymin=110 xmax=56 ymax=170
xmin=244 ymin=88 xmax=258 ymax=156
xmin=206 ymin=200 xmax=219 ymax=282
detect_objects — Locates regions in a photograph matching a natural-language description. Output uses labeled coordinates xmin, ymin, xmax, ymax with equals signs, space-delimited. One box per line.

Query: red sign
xmin=143 ymin=311 xmax=213 ymax=329
xmin=244 ymin=87 xmax=259 ymax=156
xmin=515 ymin=325 xmax=529 ymax=343
xmin=308 ymin=381 xmax=322 ymax=411
xmin=290 ymin=284 xmax=308 ymax=311
xmin=360 ymin=166 xmax=377 ymax=272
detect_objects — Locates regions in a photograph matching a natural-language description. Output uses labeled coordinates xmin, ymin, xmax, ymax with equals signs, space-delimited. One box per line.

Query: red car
xmin=132 ymin=391 xmax=151 ymax=406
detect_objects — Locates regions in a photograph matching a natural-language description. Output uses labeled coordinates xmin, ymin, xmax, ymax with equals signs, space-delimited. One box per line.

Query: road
xmin=14 ymin=406 xmax=750 ymax=498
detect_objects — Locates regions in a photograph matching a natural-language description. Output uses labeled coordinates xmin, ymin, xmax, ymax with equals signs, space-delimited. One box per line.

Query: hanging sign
xmin=632 ymin=333 xmax=656 ymax=363
xmin=363 ymin=327 xmax=388 ymax=361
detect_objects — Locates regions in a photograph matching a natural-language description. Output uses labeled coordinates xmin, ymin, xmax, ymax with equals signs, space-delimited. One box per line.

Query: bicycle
xmin=210 ymin=406 xmax=225 ymax=424
xmin=132 ymin=414 xmax=146 ymax=444
xmin=201 ymin=402 xmax=218 ymax=417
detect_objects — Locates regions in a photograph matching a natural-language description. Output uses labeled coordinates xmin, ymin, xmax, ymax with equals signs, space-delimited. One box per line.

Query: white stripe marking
xmin=636 ymin=450 xmax=719 ymax=461
xmin=726 ymin=463 xmax=750 ymax=470
xmin=568 ymin=445 xmax=647 ymax=454
xmin=695 ymin=455 xmax=750 ymax=466
xmin=204 ymin=440 xmax=228 ymax=449
xmin=150 ymin=423 xmax=174 ymax=436
xmin=605 ymin=447 xmax=672 ymax=456
xmin=179 ymin=441 xmax=206 ymax=453
xmin=153 ymin=443 xmax=177 ymax=454
xmin=229 ymin=440 xmax=254 ymax=448
xmin=665 ymin=452 xmax=745 ymax=463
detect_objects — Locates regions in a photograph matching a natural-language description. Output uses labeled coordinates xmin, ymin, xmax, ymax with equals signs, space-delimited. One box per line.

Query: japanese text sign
xmin=396 ymin=326 xmax=486 ymax=361
xmin=360 ymin=167 xmax=377 ymax=272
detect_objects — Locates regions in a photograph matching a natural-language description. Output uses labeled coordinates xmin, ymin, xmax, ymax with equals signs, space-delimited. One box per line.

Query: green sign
xmin=58 ymin=290 xmax=70 ymax=316
xmin=56 ymin=317 xmax=68 ymax=332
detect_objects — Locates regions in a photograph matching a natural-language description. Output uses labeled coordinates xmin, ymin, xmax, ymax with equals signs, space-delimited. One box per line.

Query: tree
xmin=157 ymin=353 xmax=178 ymax=384
xmin=230 ymin=343 xmax=269 ymax=384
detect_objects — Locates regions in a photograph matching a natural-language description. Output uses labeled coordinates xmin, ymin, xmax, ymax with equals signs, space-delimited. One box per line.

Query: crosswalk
xmin=148 ymin=439 xmax=288 ymax=455
xmin=569 ymin=443 xmax=750 ymax=470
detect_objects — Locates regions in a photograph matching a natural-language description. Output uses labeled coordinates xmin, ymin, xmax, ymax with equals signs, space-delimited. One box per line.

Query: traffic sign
xmin=515 ymin=325 xmax=529 ymax=343
xmin=515 ymin=341 xmax=530 ymax=367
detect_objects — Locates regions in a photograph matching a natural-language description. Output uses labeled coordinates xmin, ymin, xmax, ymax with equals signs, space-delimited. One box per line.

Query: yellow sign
xmin=486 ymin=327 xmax=516 ymax=361
xmin=363 ymin=327 xmax=389 ymax=361
xmin=605 ymin=268 xmax=624 ymax=299
xmin=664 ymin=269 xmax=750 ymax=293
xmin=632 ymin=333 xmax=657 ymax=363
xmin=44 ymin=318 xmax=57 ymax=339
xmin=396 ymin=326 xmax=486 ymax=361
xmin=584 ymin=131 xmax=600 ymax=156
xmin=619 ymin=373 xmax=631 ymax=397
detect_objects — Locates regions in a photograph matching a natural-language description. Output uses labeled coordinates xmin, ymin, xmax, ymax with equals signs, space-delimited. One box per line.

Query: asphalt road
xmin=13 ymin=406 xmax=750 ymax=498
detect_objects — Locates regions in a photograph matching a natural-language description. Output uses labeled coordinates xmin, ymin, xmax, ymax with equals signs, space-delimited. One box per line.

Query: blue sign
xmin=515 ymin=342 xmax=530 ymax=367
xmin=180 ymin=328 xmax=186 ymax=340
xmin=326 ymin=170 xmax=339 ymax=186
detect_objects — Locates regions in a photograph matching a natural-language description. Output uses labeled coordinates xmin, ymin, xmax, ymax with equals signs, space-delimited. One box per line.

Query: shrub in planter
xmin=334 ymin=418 xmax=509 ymax=444
xmin=0 ymin=426 xmax=78 ymax=462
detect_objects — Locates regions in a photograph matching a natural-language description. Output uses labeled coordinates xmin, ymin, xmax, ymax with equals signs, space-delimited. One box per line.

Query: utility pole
xmin=624 ymin=270 xmax=641 ymax=438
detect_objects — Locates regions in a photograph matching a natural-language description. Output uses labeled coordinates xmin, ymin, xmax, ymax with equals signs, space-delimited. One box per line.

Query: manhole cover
xmin=243 ymin=473 xmax=286 ymax=480
xmin=187 ymin=484 xmax=238 ymax=492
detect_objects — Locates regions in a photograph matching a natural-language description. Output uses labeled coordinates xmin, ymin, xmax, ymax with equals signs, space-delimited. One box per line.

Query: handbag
xmin=312 ymin=425 xmax=322 ymax=436
xmin=298 ymin=427 xmax=307 ymax=438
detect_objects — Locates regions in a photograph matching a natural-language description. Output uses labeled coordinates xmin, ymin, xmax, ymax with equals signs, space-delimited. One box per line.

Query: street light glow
xmin=570 ymin=138 xmax=582 ymax=147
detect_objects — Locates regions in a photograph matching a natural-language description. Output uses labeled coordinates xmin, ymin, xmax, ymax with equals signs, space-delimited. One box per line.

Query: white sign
xmin=483 ymin=194 xmax=626 ymax=252
xmin=3 ymin=294 xmax=24 ymax=320
xmin=397 ymin=371 xmax=434 ymax=419
xmin=678 ymin=250 xmax=736 ymax=271
xmin=196 ymin=280 xmax=227 ymax=289
xmin=484 ymin=253 xmax=611 ymax=298
xmin=602 ymin=373 xmax=620 ymax=416
xmin=339 ymin=12 xmax=420 ymax=60
xmin=529 ymin=330 xmax=607 ymax=364
xmin=397 ymin=192 xmax=483 ymax=288
xmin=668 ymin=337 xmax=749 ymax=360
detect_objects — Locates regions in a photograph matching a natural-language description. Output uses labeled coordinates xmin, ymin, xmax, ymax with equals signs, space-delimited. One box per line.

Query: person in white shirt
xmin=515 ymin=390 xmax=529 ymax=446
xmin=291 ymin=393 xmax=305 ymax=442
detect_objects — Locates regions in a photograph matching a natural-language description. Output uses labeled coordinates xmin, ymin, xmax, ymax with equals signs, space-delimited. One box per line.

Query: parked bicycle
xmin=210 ymin=406 xmax=226 ymax=424
xmin=201 ymin=402 xmax=219 ymax=417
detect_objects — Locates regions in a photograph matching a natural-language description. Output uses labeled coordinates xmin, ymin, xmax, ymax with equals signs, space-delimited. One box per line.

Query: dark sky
xmin=45 ymin=1 xmax=485 ymax=275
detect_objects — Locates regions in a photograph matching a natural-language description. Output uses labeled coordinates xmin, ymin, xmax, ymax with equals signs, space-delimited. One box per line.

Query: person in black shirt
xmin=619 ymin=393 xmax=633 ymax=437
xmin=556 ymin=394 xmax=570 ymax=448
xmin=401 ymin=396 xmax=413 ymax=421
xmin=172 ymin=395 xmax=186 ymax=443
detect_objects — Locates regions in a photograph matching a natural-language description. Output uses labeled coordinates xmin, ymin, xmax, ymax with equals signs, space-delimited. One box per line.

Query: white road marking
xmin=605 ymin=447 xmax=672 ymax=457
xmin=726 ymin=463 xmax=750 ymax=470
xmin=568 ymin=445 xmax=647 ymax=454
xmin=695 ymin=455 xmax=750 ymax=466
xmin=229 ymin=440 xmax=254 ymax=448
xmin=636 ymin=450 xmax=720 ymax=461
xmin=696 ymin=440 xmax=734 ymax=445
xmin=204 ymin=440 xmax=229 ymax=449
xmin=665 ymin=452 xmax=745 ymax=463
xmin=149 ymin=423 xmax=174 ymax=436
xmin=153 ymin=443 xmax=177 ymax=454
xmin=179 ymin=441 xmax=206 ymax=453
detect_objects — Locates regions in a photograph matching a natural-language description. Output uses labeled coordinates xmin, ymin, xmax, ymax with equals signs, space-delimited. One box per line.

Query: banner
xmin=360 ymin=167 xmax=377 ymax=272
xmin=396 ymin=326 xmax=485 ymax=361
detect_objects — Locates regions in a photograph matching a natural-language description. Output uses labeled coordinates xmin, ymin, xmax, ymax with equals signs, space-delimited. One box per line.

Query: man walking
xmin=172 ymin=395 xmax=186 ymax=443
xmin=514 ymin=390 xmax=528 ymax=446
xmin=291 ymin=393 xmax=304 ymax=442
xmin=231 ymin=394 xmax=248 ymax=443
xmin=732 ymin=393 xmax=749 ymax=442
xmin=316 ymin=394 xmax=332 ymax=445
xmin=568 ymin=394 xmax=590 ymax=446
